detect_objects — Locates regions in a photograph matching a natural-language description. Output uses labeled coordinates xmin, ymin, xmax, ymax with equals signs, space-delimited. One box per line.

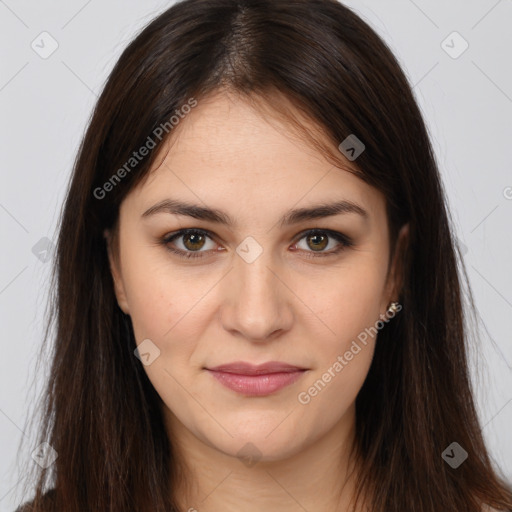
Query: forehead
xmin=124 ymin=92 xmax=386 ymax=224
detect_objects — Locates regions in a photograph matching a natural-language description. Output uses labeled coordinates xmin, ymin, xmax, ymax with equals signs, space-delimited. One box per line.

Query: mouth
xmin=204 ymin=361 xmax=308 ymax=396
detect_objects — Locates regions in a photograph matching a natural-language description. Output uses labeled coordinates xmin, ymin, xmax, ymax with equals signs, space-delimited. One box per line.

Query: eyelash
xmin=160 ymin=228 xmax=353 ymax=260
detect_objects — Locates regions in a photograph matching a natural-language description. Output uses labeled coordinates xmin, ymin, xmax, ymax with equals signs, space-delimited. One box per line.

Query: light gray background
xmin=1 ymin=0 xmax=511 ymax=510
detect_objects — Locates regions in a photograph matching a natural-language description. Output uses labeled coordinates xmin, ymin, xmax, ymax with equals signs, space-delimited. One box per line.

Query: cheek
xmin=122 ymin=260 xmax=207 ymax=410
xmin=125 ymin=274 xmax=173 ymax=342
xmin=301 ymin=259 xmax=387 ymax=349
xmin=121 ymin=251 xmax=225 ymax=397
xmin=295 ymin=260 xmax=387 ymax=402
xmin=121 ymin=244 xmax=207 ymax=341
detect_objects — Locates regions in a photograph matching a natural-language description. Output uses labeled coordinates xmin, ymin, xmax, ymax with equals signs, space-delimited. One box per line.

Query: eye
xmin=291 ymin=229 xmax=353 ymax=258
xmin=161 ymin=228 xmax=353 ymax=260
xmin=162 ymin=229 xmax=218 ymax=259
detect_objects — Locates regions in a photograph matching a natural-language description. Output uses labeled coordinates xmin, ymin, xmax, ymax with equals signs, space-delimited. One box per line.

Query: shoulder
xmin=14 ymin=501 xmax=33 ymax=512
xmin=14 ymin=488 xmax=56 ymax=512
xmin=14 ymin=503 xmax=32 ymax=512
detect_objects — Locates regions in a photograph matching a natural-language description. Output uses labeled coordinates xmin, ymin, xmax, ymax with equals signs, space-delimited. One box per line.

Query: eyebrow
xmin=141 ymin=198 xmax=369 ymax=228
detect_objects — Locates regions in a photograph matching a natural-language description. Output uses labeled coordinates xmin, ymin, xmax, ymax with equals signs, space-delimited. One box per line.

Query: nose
xmin=219 ymin=247 xmax=294 ymax=342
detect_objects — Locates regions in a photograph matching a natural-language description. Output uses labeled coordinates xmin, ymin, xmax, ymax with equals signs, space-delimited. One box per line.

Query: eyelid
xmin=161 ymin=227 xmax=353 ymax=259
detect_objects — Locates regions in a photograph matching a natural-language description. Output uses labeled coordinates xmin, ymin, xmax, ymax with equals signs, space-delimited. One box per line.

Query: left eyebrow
xmin=278 ymin=200 xmax=369 ymax=228
xmin=141 ymin=198 xmax=369 ymax=228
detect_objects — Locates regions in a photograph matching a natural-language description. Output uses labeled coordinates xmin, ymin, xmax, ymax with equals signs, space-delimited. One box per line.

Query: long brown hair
xmin=16 ymin=0 xmax=512 ymax=510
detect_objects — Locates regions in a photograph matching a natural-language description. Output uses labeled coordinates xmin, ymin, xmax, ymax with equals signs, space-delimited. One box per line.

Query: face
xmin=106 ymin=91 xmax=402 ymax=464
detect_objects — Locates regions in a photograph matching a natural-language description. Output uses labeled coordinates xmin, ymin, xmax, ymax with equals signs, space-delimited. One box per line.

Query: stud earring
xmin=386 ymin=301 xmax=401 ymax=316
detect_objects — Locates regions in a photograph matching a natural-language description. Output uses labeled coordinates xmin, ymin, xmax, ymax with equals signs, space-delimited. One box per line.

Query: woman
xmin=16 ymin=0 xmax=512 ymax=510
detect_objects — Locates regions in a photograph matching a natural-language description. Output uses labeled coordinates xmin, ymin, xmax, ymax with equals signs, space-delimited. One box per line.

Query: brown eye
xmin=162 ymin=228 xmax=353 ymax=261
xmin=306 ymin=232 xmax=329 ymax=251
xmin=182 ymin=232 xmax=207 ymax=251
xmin=294 ymin=229 xmax=353 ymax=258
xmin=163 ymin=229 xmax=217 ymax=259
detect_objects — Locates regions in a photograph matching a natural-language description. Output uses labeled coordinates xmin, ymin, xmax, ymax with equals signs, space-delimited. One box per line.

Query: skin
xmin=106 ymin=91 xmax=408 ymax=512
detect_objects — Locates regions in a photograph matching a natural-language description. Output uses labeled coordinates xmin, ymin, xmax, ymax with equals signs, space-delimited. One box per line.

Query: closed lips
xmin=205 ymin=362 xmax=308 ymax=396
xmin=205 ymin=361 xmax=307 ymax=375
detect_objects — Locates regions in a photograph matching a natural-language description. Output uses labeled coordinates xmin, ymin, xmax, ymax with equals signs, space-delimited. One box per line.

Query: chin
xmin=207 ymin=429 xmax=306 ymax=465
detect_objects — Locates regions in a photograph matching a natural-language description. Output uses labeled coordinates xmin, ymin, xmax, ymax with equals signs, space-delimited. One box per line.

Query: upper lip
xmin=206 ymin=361 xmax=306 ymax=375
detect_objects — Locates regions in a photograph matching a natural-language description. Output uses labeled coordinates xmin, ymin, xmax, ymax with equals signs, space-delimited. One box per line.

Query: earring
xmin=386 ymin=301 xmax=401 ymax=315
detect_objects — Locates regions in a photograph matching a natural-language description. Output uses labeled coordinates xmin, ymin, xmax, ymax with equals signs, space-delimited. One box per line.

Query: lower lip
xmin=206 ymin=370 xmax=306 ymax=396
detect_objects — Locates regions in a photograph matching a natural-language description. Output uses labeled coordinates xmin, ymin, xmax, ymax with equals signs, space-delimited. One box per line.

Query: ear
xmin=384 ymin=222 xmax=409 ymax=306
xmin=104 ymin=228 xmax=130 ymax=315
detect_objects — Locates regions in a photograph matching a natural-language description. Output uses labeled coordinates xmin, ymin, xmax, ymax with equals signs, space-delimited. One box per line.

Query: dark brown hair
xmin=16 ymin=0 xmax=512 ymax=511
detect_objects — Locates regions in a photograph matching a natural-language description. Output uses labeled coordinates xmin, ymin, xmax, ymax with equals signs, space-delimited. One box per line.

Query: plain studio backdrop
xmin=0 ymin=0 xmax=511 ymax=510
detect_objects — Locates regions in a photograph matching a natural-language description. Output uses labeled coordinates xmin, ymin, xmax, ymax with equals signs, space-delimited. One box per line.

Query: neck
xmin=164 ymin=405 xmax=364 ymax=512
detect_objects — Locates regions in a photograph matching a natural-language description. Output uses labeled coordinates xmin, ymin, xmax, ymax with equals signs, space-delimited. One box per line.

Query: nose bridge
xmin=222 ymin=237 xmax=291 ymax=339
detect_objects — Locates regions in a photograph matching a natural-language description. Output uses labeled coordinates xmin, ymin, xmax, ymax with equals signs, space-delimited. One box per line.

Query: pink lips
xmin=205 ymin=361 xmax=307 ymax=396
